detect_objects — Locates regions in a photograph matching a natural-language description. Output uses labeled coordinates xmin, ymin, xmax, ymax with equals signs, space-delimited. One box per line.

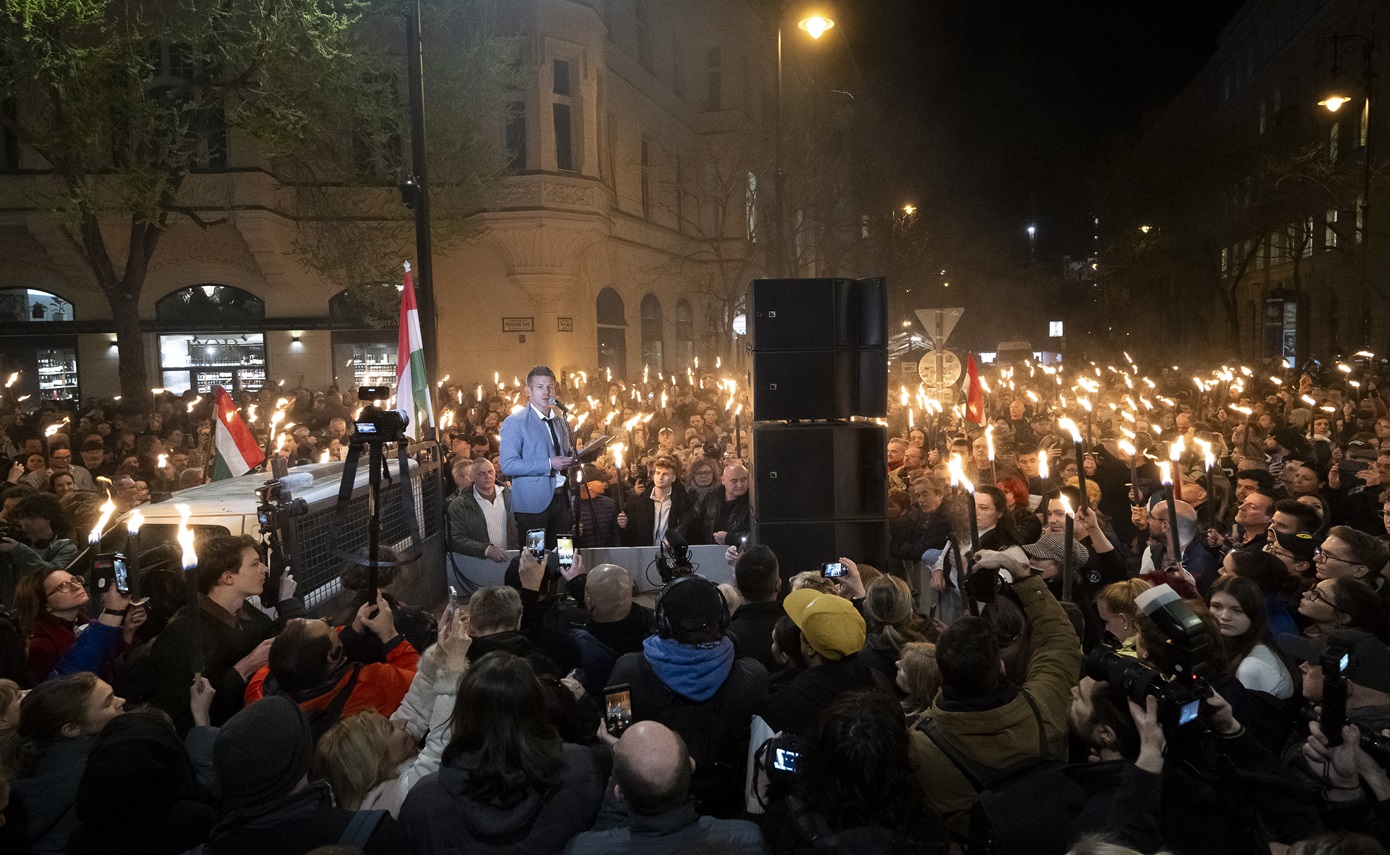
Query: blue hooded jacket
xmin=641 ymin=636 xmax=734 ymax=702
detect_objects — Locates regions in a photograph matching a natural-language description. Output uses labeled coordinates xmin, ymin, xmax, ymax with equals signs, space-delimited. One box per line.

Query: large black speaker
xmin=752 ymin=422 xmax=888 ymax=578
xmin=753 ymin=422 xmax=886 ymax=521
xmin=752 ymin=349 xmax=888 ymax=423
xmin=749 ymin=277 xmax=888 ymax=422
xmin=748 ymin=277 xmax=887 ymax=351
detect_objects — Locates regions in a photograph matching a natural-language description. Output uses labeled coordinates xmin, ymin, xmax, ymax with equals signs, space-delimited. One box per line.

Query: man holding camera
xmin=1280 ymin=631 xmax=1390 ymax=774
xmin=500 ymin=366 xmax=574 ymax=549
xmin=908 ymin=550 xmax=1082 ymax=836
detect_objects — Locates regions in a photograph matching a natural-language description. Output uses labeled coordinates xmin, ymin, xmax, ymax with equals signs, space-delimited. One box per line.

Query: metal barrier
xmin=287 ymin=440 xmax=446 ymax=611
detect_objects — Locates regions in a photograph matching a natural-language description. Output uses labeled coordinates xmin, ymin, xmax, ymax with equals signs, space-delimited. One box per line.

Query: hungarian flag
xmin=211 ymin=386 xmax=264 ymax=480
xmin=961 ymin=353 xmax=985 ymax=425
xmin=396 ymin=263 xmax=435 ymax=434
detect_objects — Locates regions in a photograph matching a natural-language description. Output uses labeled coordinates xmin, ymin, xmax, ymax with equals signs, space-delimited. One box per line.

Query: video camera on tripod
xmin=331 ymin=384 xmax=423 ymax=607
xmin=1085 ymin=583 xmax=1215 ymax=730
xmin=255 ymin=475 xmax=309 ymax=608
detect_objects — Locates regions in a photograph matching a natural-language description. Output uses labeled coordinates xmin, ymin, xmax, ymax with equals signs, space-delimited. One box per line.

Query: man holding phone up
xmin=1327 ymin=441 xmax=1390 ymax=534
xmin=500 ymin=366 xmax=574 ymax=548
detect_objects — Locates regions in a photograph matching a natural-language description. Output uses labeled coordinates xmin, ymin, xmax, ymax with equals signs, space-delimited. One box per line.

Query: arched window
xmin=331 ymin=289 xmax=399 ymax=388
xmin=0 ymin=288 xmax=79 ymax=400
xmin=675 ymin=299 xmax=695 ymax=369
xmin=156 ymin=285 xmax=266 ymax=393
xmin=640 ymin=294 xmax=663 ymax=374
xmin=596 ymin=287 xmax=627 ymax=377
xmin=0 ymin=288 xmax=73 ymax=323
xmin=156 ymin=284 xmax=264 ymax=323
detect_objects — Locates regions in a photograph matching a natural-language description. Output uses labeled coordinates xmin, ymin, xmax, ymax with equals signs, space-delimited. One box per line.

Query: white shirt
xmin=473 ymin=487 xmax=508 ymax=548
xmin=531 ymin=403 xmax=567 ymax=489
xmin=651 ymin=492 xmax=672 ymax=545
xmin=1236 ymin=642 xmax=1295 ymax=699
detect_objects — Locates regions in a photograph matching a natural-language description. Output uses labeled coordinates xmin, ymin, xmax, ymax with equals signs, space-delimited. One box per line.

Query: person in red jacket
xmin=244 ymin=595 xmax=418 ymax=732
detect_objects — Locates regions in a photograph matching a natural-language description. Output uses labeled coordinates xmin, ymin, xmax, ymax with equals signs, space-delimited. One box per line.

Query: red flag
xmin=962 ymin=353 xmax=985 ymax=424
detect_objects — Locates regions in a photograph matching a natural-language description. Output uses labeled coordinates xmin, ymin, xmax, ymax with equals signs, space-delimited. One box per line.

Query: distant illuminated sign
xmin=1049 ymin=321 xmax=1064 ymax=338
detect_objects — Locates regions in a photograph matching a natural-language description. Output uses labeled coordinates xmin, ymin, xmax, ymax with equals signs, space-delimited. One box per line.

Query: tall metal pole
xmin=773 ymin=24 xmax=786 ymax=278
xmin=406 ymin=0 xmax=439 ymax=396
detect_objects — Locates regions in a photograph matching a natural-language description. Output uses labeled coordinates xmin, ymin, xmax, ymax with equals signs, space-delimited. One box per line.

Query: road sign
xmin=918 ymin=350 xmax=962 ymax=386
xmin=914 ymin=308 xmax=964 ymax=347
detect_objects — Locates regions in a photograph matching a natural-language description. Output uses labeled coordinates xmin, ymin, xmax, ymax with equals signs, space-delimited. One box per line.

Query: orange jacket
xmin=245 ymin=636 xmax=419 ymax=719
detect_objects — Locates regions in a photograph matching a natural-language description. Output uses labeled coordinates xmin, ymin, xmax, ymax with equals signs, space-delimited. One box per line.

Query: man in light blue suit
xmin=500 ymin=365 xmax=575 ymax=548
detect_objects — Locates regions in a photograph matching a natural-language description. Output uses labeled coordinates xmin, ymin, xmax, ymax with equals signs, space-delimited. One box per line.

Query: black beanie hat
xmin=213 ymin=696 xmax=313 ymax=810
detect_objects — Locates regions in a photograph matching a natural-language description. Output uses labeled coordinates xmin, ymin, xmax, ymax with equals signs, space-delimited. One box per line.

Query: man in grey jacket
xmin=447 ymin=458 xmax=517 ymax=560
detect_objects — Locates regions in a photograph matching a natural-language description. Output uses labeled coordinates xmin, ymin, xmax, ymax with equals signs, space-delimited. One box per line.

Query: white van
xmin=103 ymin=452 xmax=444 ymax=613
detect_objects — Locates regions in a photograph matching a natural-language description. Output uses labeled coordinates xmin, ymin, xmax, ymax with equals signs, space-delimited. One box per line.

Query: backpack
xmin=915 ymin=690 xmax=1087 ymax=855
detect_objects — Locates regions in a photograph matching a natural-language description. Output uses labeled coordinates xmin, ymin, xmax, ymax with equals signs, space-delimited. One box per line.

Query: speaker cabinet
xmin=748 ymin=277 xmax=888 ymax=421
xmin=753 ymin=423 xmax=887 ymax=521
xmin=751 ymin=348 xmax=888 ymax=422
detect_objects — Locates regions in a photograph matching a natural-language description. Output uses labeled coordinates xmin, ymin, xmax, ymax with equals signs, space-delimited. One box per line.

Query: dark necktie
xmin=545 ymin=416 xmax=561 ymax=456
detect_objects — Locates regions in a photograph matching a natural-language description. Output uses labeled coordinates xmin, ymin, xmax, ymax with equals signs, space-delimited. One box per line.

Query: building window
xmin=706 ymin=48 xmax=722 ymax=110
xmin=1361 ymin=99 xmax=1370 ymax=148
xmin=1258 ymin=100 xmax=1267 ymax=135
xmin=156 ymin=284 xmax=265 ymax=324
xmin=635 ymin=0 xmax=651 ymax=69
xmin=156 ymin=285 xmax=267 ymax=393
xmin=553 ymin=60 xmax=574 ymax=172
xmin=1326 ymin=208 xmax=1339 ymax=249
xmin=674 ymin=154 xmax=685 ymax=231
xmin=640 ymin=294 xmax=664 ymax=373
xmin=0 ymin=288 xmax=74 ymax=323
xmin=1330 ymin=121 xmax=1340 ymax=162
xmin=745 ymin=171 xmax=758 ymax=242
xmin=597 ymin=287 xmax=627 ymax=376
xmin=506 ymin=100 xmax=527 ymax=171
xmin=675 ymin=299 xmax=694 ymax=369
xmin=640 ymin=137 xmax=651 ymax=218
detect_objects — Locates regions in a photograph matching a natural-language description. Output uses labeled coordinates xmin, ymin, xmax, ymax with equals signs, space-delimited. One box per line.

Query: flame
xmin=1038 ymin=451 xmax=1049 ymax=480
xmin=127 ymin=509 xmax=144 ymax=535
xmin=1159 ymin=461 xmax=1173 ymax=486
xmin=1118 ymin=439 xmax=1136 ymax=458
xmin=1170 ymin=435 xmax=1185 ymax=462
xmin=89 ymin=497 xmax=116 ymax=546
xmin=320 ymin=450 xmax=331 ymax=463
xmin=157 ymin=453 xmax=168 ymax=469
xmin=1059 ymin=494 xmax=1073 ymax=518
xmin=613 ymin=442 xmax=624 ymax=469
xmin=1195 ymin=437 xmax=1215 ymax=469
xmin=3 ymin=372 xmax=17 ymax=388
xmin=985 ymin=425 xmax=995 ymax=461
xmin=177 ymin=504 xmax=197 ymax=570
xmin=1058 ymin=417 xmax=1083 ymax=444
xmin=247 ymin=404 xmax=258 ymax=424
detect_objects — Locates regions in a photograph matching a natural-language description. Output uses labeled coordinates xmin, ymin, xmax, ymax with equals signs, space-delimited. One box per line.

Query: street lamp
xmin=1026 ymin=223 xmax=1037 ymax=261
xmin=1319 ymin=33 xmax=1376 ymax=256
xmin=773 ymin=10 xmax=836 ymax=278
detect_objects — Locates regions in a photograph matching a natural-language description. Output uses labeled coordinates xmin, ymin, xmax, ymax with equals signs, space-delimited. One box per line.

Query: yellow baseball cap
xmin=783 ymin=589 xmax=865 ymax=660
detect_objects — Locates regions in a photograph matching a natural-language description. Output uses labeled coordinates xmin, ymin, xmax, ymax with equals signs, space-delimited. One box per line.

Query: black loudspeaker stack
xmin=748 ymin=278 xmax=890 ymax=578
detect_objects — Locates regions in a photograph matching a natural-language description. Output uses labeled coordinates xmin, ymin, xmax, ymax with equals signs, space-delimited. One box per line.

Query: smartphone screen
xmin=773 ymin=747 xmax=800 ymax=772
xmin=444 ymin=585 xmax=459 ymax=624
xmin=604 ymin=684 xmax=632 ymax=736
xmin=556 ymin=534 xmax=575 ymax=568
xmin=822 ymin=561 xmax=846 ymax=578
xmin=113 ymin=556 xmax=129 ymax=595
xmin=526 ymin=529 xmax=546 ymax=559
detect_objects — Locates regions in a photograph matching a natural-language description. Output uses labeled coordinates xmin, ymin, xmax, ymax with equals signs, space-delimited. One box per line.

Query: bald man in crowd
xmin=679 ymin=463 xmax=751 ymax=545
xmin=570 ymin=564 xmax=655 ymax=697
xmin=565 ymin=722 xmax=766 ymax=854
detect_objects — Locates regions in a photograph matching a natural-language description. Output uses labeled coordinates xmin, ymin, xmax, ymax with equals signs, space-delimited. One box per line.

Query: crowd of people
xmin=3 ymin=356 xmax=1390 ymax=854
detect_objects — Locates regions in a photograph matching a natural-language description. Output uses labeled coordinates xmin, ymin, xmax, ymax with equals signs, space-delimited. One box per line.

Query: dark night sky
xmin=836 ymin=0 xmax=1245 ymax=259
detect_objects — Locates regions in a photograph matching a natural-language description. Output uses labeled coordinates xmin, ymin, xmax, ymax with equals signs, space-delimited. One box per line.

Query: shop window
xmin=0 ymin=288 xmax=74 ymax=323
xmin=156 ymin=284 xmax=265 ymax=324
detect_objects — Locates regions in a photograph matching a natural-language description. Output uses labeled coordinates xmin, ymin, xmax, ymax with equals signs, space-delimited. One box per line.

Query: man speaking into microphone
xmin=500 ymin=366 xmax=574 ymax=546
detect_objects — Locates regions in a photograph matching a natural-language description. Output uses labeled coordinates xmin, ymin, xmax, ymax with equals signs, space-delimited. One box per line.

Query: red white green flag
xmin=396 ymin=263 xmax=435 ymax=433
xmin=211 ymin=385 xmax=264 ymax=480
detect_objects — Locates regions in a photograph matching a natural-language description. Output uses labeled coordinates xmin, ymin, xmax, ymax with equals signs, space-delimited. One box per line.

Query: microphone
xmin=552 ymin=399 xmax=570 ymax=414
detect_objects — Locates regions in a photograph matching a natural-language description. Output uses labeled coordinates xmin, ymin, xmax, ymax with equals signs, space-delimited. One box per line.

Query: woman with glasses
xmin=12 ymin=566 xmax=142 ymax=684
xmin=1297 ymin=577 xmax=1386 ymax=640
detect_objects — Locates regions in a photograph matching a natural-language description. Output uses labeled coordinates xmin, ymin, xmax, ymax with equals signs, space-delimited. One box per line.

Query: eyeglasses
xmin=1306 ymin=587 xmax=1342 ymax=611
xmin=45 ymin=576 xmax=85 ymax=597
xmin=1314 ymin=547 xmax=1361 ymax=565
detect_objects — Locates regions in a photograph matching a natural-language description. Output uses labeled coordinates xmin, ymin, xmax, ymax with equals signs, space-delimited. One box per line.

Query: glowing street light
xmin=798 ymin=14 xmax=835 ymax=39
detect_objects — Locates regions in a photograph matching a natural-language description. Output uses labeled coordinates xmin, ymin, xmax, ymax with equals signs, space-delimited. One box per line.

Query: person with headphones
xmin=607 ymin=574 xmax=768 ymax=820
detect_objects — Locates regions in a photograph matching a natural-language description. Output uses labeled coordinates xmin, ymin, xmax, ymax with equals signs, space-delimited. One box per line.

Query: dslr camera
xmin=1086 ymin=583 xmax=1214 ymax=729
xmin=656 ymin=531 xmax=694 ymax=584
xmin=255 ymin=479 xmax=308 ymax=536
xmin=354 ymin=385 xmax=410 ymax=443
